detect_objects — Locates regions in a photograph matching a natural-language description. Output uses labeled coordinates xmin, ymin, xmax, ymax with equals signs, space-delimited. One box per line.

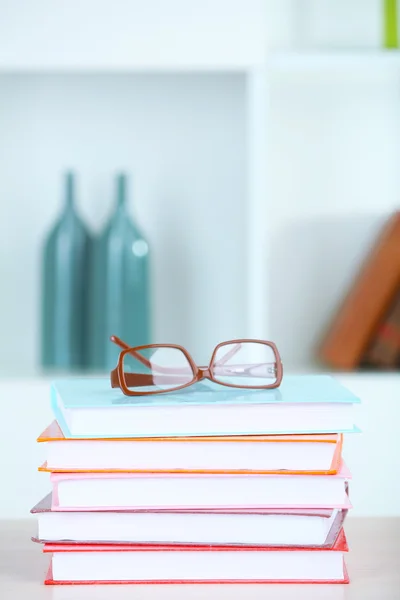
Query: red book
xmin=44 ymin=530 xmax=349 ymax=584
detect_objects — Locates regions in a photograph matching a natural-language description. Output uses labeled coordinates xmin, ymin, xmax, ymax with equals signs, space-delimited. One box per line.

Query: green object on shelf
xmin=89 ymin=173 xmax=151 ymax=370
xmin=41 ymin=172 xmax=92 ymax=369
xmin=384 ymin=0 xmax=398 ymax=48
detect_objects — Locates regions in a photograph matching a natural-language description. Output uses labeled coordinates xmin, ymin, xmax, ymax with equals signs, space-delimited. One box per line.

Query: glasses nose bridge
xmin=198 ymin=366 xmax=211 ymax=380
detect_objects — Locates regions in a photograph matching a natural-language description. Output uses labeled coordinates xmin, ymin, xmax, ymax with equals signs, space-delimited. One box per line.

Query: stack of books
xmin=32 ymin=375 xmax=360 ymax=584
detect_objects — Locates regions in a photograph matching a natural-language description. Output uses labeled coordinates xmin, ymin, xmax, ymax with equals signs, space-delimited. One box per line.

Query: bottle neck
xmin=116 ymin=173 xmax=128 ymax=211
xmin=64 ymin=172 xmax=75 ymax=211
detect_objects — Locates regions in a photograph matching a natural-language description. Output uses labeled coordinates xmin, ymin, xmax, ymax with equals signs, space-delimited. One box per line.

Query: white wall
xmin=0 ymin=73 xmax=247 ymax=371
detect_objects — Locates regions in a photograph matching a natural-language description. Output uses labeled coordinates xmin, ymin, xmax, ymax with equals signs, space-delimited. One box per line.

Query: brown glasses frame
xmin=110 ymin=336 xmax=283 ymax=396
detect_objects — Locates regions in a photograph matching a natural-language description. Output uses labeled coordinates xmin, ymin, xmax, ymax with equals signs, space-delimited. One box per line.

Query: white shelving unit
xmin=1 ymin=0 xmax=400 ymax=373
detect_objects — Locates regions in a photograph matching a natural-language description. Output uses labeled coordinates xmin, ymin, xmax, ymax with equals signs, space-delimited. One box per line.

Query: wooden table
xmin=0 ymin=518 xmax=399 ymax=599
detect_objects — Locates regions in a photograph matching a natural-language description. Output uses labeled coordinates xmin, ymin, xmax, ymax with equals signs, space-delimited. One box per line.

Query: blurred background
xmin=0 ymin=0 xmax=400 ymax=517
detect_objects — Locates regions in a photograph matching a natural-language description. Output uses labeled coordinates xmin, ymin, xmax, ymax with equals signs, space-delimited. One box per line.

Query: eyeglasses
xmin=110 ymin=336 xmax=283 ymax=396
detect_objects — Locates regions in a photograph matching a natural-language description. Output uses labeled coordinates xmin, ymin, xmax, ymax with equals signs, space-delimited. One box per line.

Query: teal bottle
xmin=41 ymin=172 xmax=92 ymax=369
xmin=90 ymin=173 xmax=151 ymax=370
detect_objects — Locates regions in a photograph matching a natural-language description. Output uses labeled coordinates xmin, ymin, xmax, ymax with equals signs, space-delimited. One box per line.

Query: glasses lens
xmin=122 ymin=346 xmax=195 ymax=393
xmin=211 ymin=342 xmax=278 ymax=388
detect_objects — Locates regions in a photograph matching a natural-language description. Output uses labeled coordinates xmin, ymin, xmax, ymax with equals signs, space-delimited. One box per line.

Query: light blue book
xmin=51 ymin=375 xmax=360 ymax=439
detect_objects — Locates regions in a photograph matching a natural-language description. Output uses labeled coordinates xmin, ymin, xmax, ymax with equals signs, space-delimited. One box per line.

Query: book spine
xmin=319 ymin=212 xmax=400 ymax=369
xmin=364 ymin=288 xmax=400 ymax=368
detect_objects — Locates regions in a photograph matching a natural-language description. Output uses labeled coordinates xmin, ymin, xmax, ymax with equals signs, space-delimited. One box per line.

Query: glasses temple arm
xmin=213 ymin=343 xmax=242 ymax=367
xmin=110 ymin=335 xmax=194 ymax=376
xmin=212 ymin=362 xmax=277 ymax=379
xmin=110 ymin=335 xmax=153 ymax=370
xmin=110 ymin=335 xmax=131 ymax=351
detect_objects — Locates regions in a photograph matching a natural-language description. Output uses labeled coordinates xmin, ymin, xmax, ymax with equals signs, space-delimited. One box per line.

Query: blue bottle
xmin=90 ymin=173 xmax=151 ymax=370
xmin=41 ymin=172 xmax=92 ymax=369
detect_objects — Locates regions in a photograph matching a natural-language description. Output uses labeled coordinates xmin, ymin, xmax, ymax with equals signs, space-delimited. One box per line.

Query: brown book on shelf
xmin=363 ymin=288 xmax=400 ymax=369
xmin=319 ymin=211 xmax=400 ymax=370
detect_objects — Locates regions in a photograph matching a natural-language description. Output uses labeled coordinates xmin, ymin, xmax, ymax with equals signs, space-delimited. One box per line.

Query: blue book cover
xmin=50 ymin=375 xmax=360 ymax=438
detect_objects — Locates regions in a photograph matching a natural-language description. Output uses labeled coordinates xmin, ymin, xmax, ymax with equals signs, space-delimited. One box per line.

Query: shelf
xmin=0 ymin=1 xmax=265 ymax=73
xmin=269 ymin=50 xmax=400 ymax=73
xmin=4 ymin=49 xmax=400 ymax=75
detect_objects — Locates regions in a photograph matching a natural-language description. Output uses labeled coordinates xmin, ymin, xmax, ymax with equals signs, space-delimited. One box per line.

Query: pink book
xmin=50 ymin=462 xmax=352 ymax=511
xmin=31 ymin=493 xmax=348 ymax=549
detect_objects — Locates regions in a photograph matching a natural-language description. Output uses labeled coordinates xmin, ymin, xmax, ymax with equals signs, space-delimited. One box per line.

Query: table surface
xmin=1 ymin=518 xmax=399 ymax=600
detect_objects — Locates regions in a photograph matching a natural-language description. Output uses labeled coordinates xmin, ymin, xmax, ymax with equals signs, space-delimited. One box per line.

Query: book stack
xmin=32 ymin=375 xmax=360 ymax=584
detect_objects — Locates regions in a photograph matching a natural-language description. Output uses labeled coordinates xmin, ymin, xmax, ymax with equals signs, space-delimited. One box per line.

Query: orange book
xmin=38 ymin=421 xmax=343 ymax=475
xmin=319 ymin=211 xmax=400 ymax=369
